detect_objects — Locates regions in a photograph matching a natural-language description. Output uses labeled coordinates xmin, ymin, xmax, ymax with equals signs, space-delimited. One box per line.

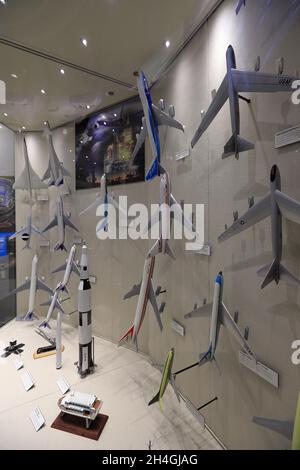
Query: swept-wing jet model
xmin=0 ymin=254 xmax=52 ymax=321
xmin=191 ymin=45 xmax=299 ymax=159
xmin=133 ymin=71 xmax=184 ymax=181
xmin=253 ymin=392 xmax=300 ymax=450
xmin=42 ymin=195 xmax=79 ymax=252
xmin=219 ymin=165 xmax=300 ymax=289
xmin=236 ymin=0 xmax=245 ymax=14
xmin=119 ymin=248 xmax=165 ymax=348
xmin=42 ymin=121 xmax=71 ymax=187
xmin=39 ymin=289 xmax=66 ymax=329
xmin=9 ymin=214 xmax=44 ymax=250
xmin=52 ymin=244 xmax=79 ymax=293
xmin=148 ymin=348 xmax=180 ymax=411
xmin=1 ymin=340 xmax=25 ymax=358
xmin=13 ymin=137 xmax=46 ymax=199
xmin=184 ymin=272 xmax=254 ymax=367
xmin=147 ymin=165 xmax=196 ymax=260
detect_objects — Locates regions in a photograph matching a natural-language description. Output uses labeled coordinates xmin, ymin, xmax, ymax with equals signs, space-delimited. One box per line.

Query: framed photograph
xmin=75 ymin=96 xmax=145 ymax=189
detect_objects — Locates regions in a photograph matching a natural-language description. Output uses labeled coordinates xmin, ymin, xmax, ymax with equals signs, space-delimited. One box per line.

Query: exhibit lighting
xmin=41 ymin=89 xmax=46 ymax=94
xmin=60 ymin=68 xmax=65 ymax=75
xmin=11 ymin=73 xmax=18 ymax=78
xmin=165 ymin=40 xmax=170 ymax=48
xmin=81 ymin=37 xmax=88 ymax=47
xmin=86 ymin=105 xmax=91 ymax=109
xmin=22 ymin=126 xmax=26 ymax=130
xmin=3 ymin=112 xmax=7 ymax=117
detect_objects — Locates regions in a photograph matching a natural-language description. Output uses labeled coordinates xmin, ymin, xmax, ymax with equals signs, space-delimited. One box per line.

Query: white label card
xmin=21 ymin=371 xmax=34 ymax=391
xmin=57 ymin=377 xmax=70 ymax=395
xmin=239 ymin=351 xmax=279 ymax=388
xmin=14 ymin=357 xmax=24 ymax=370
xmin=30 ymin=407 xmax=45 ymax=432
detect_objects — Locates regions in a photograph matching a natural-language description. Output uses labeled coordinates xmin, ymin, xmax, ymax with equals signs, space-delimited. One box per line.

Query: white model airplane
xmin=119 ymin=247 xmax=165 ymax=348
xmin=147 ymin=165 xmax=196 ymax=260
xmin=52 ymin=244 xmax=80 ymax=293
xmin=191 ymin=45 xmax=299 ymax=159
xmin=133 ymin=71 xmax=184 ymax=181
xmin=13 ymin=137 xmax=46 ymax=199
xmin=0 ymin=254 xmax=52 ymax=321
xmin=42 ymin=195 xmax=79 ymax=252
xmin=219 ymin=165 xmax=300 ymax=289
xmin=236 ymin=0 xmax=246 ymax=15
xmin=42 ymin=121 xmax=71 ymax=187
xmin=39 ymin=289 xmax=66 ymax=329
xmin=9 ymin=214 xmax=45 ymax=250
xmin=185 ymin=272 xmax=254 ymax=367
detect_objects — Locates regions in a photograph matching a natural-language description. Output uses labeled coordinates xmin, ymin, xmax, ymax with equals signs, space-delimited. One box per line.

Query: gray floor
xmin=0 ymin=320 xmax=222 ymax=450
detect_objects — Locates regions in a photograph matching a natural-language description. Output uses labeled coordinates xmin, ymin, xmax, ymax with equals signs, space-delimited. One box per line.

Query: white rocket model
xmin=185 ymin=272 xmax=254 ymax=366
xmin=77 ymin=243 xmax=94 ymax=377
xmin=42 ymin=195 xmax=79 ymax=252
xmin=0 ymin=254 xmax=52 ymax=321
xmin=42 ymin=121 xmax=71 ymax=187
xmin=147 ymin=166 xmax=196 ymax=260
xmin=119 ymin=246 xmax=165 ymax=348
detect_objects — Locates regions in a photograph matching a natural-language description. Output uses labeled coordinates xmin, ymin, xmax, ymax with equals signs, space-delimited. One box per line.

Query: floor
xmin=0 ymin=320 xmax=222 ymax=450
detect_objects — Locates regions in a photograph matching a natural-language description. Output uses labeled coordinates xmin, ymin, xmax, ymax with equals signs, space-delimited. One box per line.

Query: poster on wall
xmin=75 ymin=96 xmax=145 ymax=190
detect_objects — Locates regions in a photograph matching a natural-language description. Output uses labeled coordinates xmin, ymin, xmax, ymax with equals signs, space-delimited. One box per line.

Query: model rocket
xmin=77 ymin=243 xmax=94 ymax=378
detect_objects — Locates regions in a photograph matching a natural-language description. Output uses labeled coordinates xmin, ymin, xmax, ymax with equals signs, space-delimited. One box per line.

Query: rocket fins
xmin=148 ymin=391 xmax=160 ymax=407
xmin=118 ymin=325 xmax=134 ymax=345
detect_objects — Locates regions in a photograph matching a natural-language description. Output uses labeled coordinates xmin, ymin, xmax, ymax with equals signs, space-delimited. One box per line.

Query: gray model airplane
xmin=184 ymin=272 xmax=254 ymax=368
xmin=42 ymin=121 xmax=71 ymax=187
xmin=219 ymin=165 xmax=300 ymax=289
xmin=13 ymin=137 xmax=46 ymax=198
xmin=42 ymin=195 xmax=79 ymax=252
xmin=236 ymin=0 xmax=245 ymax=15
xmin=9 ymin=214 xmax=44 ymax=250
xmin=191 ymin=45 xmax=299 ymax=159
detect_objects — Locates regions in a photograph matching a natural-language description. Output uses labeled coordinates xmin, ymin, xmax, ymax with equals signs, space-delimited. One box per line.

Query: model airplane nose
xmin=270 ymin=165 xmax=278 ymax=182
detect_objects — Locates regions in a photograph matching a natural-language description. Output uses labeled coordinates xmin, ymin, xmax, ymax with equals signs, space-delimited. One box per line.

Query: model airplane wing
xmin=79 ymin=195 xmax=103 ymax=216
xmin=170 ymin=194 xmax=196 ymax=235
xmin=232 ymin=70 xmax=298 ymax=93
xmin=42 ymin=166 xmax=52 ymax=183
xmin=42 ymin=215 xmax=58 ymax=233
xmin=31 ymin=224 xmax=42 ymax=236
xmin=0 ymin=279 xmax=31 ymax=300
xmin=107 ymin=194 xmax=128 ymax=218
xmin=236 ymin=0 xmax=245 ymax=15
xmin=13 ymin=165 xmax=46 ymax=190
xmin=152 ymin=104 xmax=184 ymax=131
xmin=52 ymin=261 xmax=80 ymax=277
xmin=220 ymin=302 xmax=254 ymax=357
xmin=191 ymin=75 xmax=229 ymax=148
xmin=148 ymin=280 xmax=163 ymax=331
xmin=9 ymin=226 xmax=29 ymax=241
xmin=36 ymin=278 xmax=53 ymax=295
xmin=123 ymin=282 xmax=141 ymax=300
xmin=274 ymin=190 xmax=300 ymax=226
xmin=132 ymin=119 xmax=147 ymax=161
xmin=253 ymin=417 xmax=294 ymax=441
xmin=184 ymin=303 xmax=213 ymax=319
xmin=218 ymin=193 xmax=271 ymax=242
xmin=63 ymin=216 xmax=79 ymax=232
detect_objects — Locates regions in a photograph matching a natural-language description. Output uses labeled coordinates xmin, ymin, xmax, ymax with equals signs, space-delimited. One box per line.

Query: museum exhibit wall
xmin=14 ymin=0 xmax=300 ymax=449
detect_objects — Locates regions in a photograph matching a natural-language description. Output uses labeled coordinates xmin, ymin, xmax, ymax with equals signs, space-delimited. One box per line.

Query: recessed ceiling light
xmin=69 ymin=149 xmax=72 ymax=153
xmin=0 ymin=0 xmax=7 ymax=5
xmin=60 ymin=68 xmax=65 ymax=75
xmin=165 ymin=40 xmax=170 ymax=48
xmin=104 ymin=121 xmax=107 ymax=126
xmin=86 ymin=105 xmax=91 ymax=110
xmin=21 ymin=126 xmax=26 ymax=130
xmin=72 ymin=159 xmax=75 ymax=163
xmin=85 ymin=155 xmax=88 ymax=159
xmin=3 ymin=112 xmax=7 ymax=117
xmin=11 ymin=73 xmax=18 ymax=78
xmin=102 ymin=115 xmax=106 ymax=120
xmin=41 ymin=89 xmax=46 ymax=94
xmin=81 ymin=37 xmax=88 ymax=47
xmin=0 ymin=125 xmax=2 ymax=129
xmin=113 ymin=113 xmax=117 ymax=117
xmin=43 ymin=121 xmax=47 ymax=125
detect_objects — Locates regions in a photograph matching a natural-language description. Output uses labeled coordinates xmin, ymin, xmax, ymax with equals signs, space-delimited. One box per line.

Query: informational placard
xmin=275 ymin=124 xmax=300 ymax=149
xmin=57 ymin=377 xmax=70 ymax=395
xmin=30 ymin=407 xmax=45 ymax=432
xmin=171 ymin=319 xmax=185 ymax=337
xmin=239 ymin=351 xmax=279 ymax=388
xmin=185 ymin=397 xmax=205 ymax=430
xmin=21 ymin=371 xmax=34 ymax=391
xmin=14 ymin=357 xmax=24 ymax=370
xmin=175 ymin=148 xmax=191 ymax=161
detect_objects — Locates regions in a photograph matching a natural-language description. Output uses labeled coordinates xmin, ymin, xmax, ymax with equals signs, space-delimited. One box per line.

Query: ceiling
xmin=0 ymin=0 xmax=220 ymax=131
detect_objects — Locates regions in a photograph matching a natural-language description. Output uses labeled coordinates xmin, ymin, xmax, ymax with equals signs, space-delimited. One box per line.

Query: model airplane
xmin=185 ymin=272 xmax=254 ymax=368
xmin=147 ymin=165 xmax=196 ymax=260
xmin=133 ymin=71 xmax=184 ymax=181
xmin=148 ymin=348 xmax=180 ymax=411
xmin=42 ymin=121 xmax=71 ymax=186
xmin=9 ymin=214 xmax=44 ymax=250
xmin=0 ymin=254 xmax=52 ymax=321
xmin=42 ymin=195 xmax=79 ymax=251
xmin=1 ymin=340 xmax=25 ymax=358
xmin=219 ymin=165 xmax=300 ymax=289
xmin=13 ymin=137 xmax=46 ymax=198
xmin=191 ymin=45 xmax=299 ymax=159
xmin=119 ymin=248 xmax=165 ymax=348
xmin=236 ymin=0 xmax=245 ymax=14
xmin=52 ymin=244 xmax=79 ymax=293
xmin=253 ymin=392 xmax=300 ymax=450
xmin=80 ymin=173 xmax=126 ymax=234
xmin=39 ymin=289 xmax=66 ymax=329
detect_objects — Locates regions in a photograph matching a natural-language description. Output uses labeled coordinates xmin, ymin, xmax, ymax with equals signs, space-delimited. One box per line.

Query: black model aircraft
xmin=1 ymin=340 xmax=25 ymax=358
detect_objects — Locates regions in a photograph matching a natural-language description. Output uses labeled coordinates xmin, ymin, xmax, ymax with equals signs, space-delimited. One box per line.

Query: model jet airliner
xmin=191 ymin=45 xmax=299 ymax=159
xmin=219 ymin=165 xmax=300 ymax=289
xmin=42 ymin=121 xmax=71 ymax=187
xmin=184 ymin=272 xmax=254 ymax=368
xmin=9 ymin=214 xmax=44 ymax=250
xmin=13 ymin=137 xmax=46 ymax=198
xmin=148 ymin=348 xmax=180 ymax=411
xmin=133 ymin=71 xmax=184 ymax=181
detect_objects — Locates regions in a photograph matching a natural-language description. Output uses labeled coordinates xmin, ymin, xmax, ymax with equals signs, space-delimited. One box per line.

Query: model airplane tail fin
xmin=165 ymin=240 xmax=176 ymax=260
xmin=199 ymin=343 xmax=213 ymax=365
xmin=222 ymin=134 xmax=255 ymax=159
xmin=118 ymin=325 xmax=135 ymax=345
xmin=54 ymin=242 xmax=68 ymax=252
xmin=22 ymin=311 xmax=38 ymax=322
xmin=148 ymin=391 xmax=160 ymax=407
xmin=146 ymin=158 xmax=159 ymax=181
xmin=257 ymin=259 xmax=300 ymax=289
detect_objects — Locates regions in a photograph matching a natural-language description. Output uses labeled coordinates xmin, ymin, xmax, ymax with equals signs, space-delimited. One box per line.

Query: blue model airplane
xmin=132 ymin=71 xmax=184 ymax=181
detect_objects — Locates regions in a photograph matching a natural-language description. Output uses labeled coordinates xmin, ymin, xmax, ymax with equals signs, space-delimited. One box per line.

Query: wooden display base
xmin=33 ymin=346 xmax=65 ymax=360
xmin=51 ymin=412 xmax=109 ymax=441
